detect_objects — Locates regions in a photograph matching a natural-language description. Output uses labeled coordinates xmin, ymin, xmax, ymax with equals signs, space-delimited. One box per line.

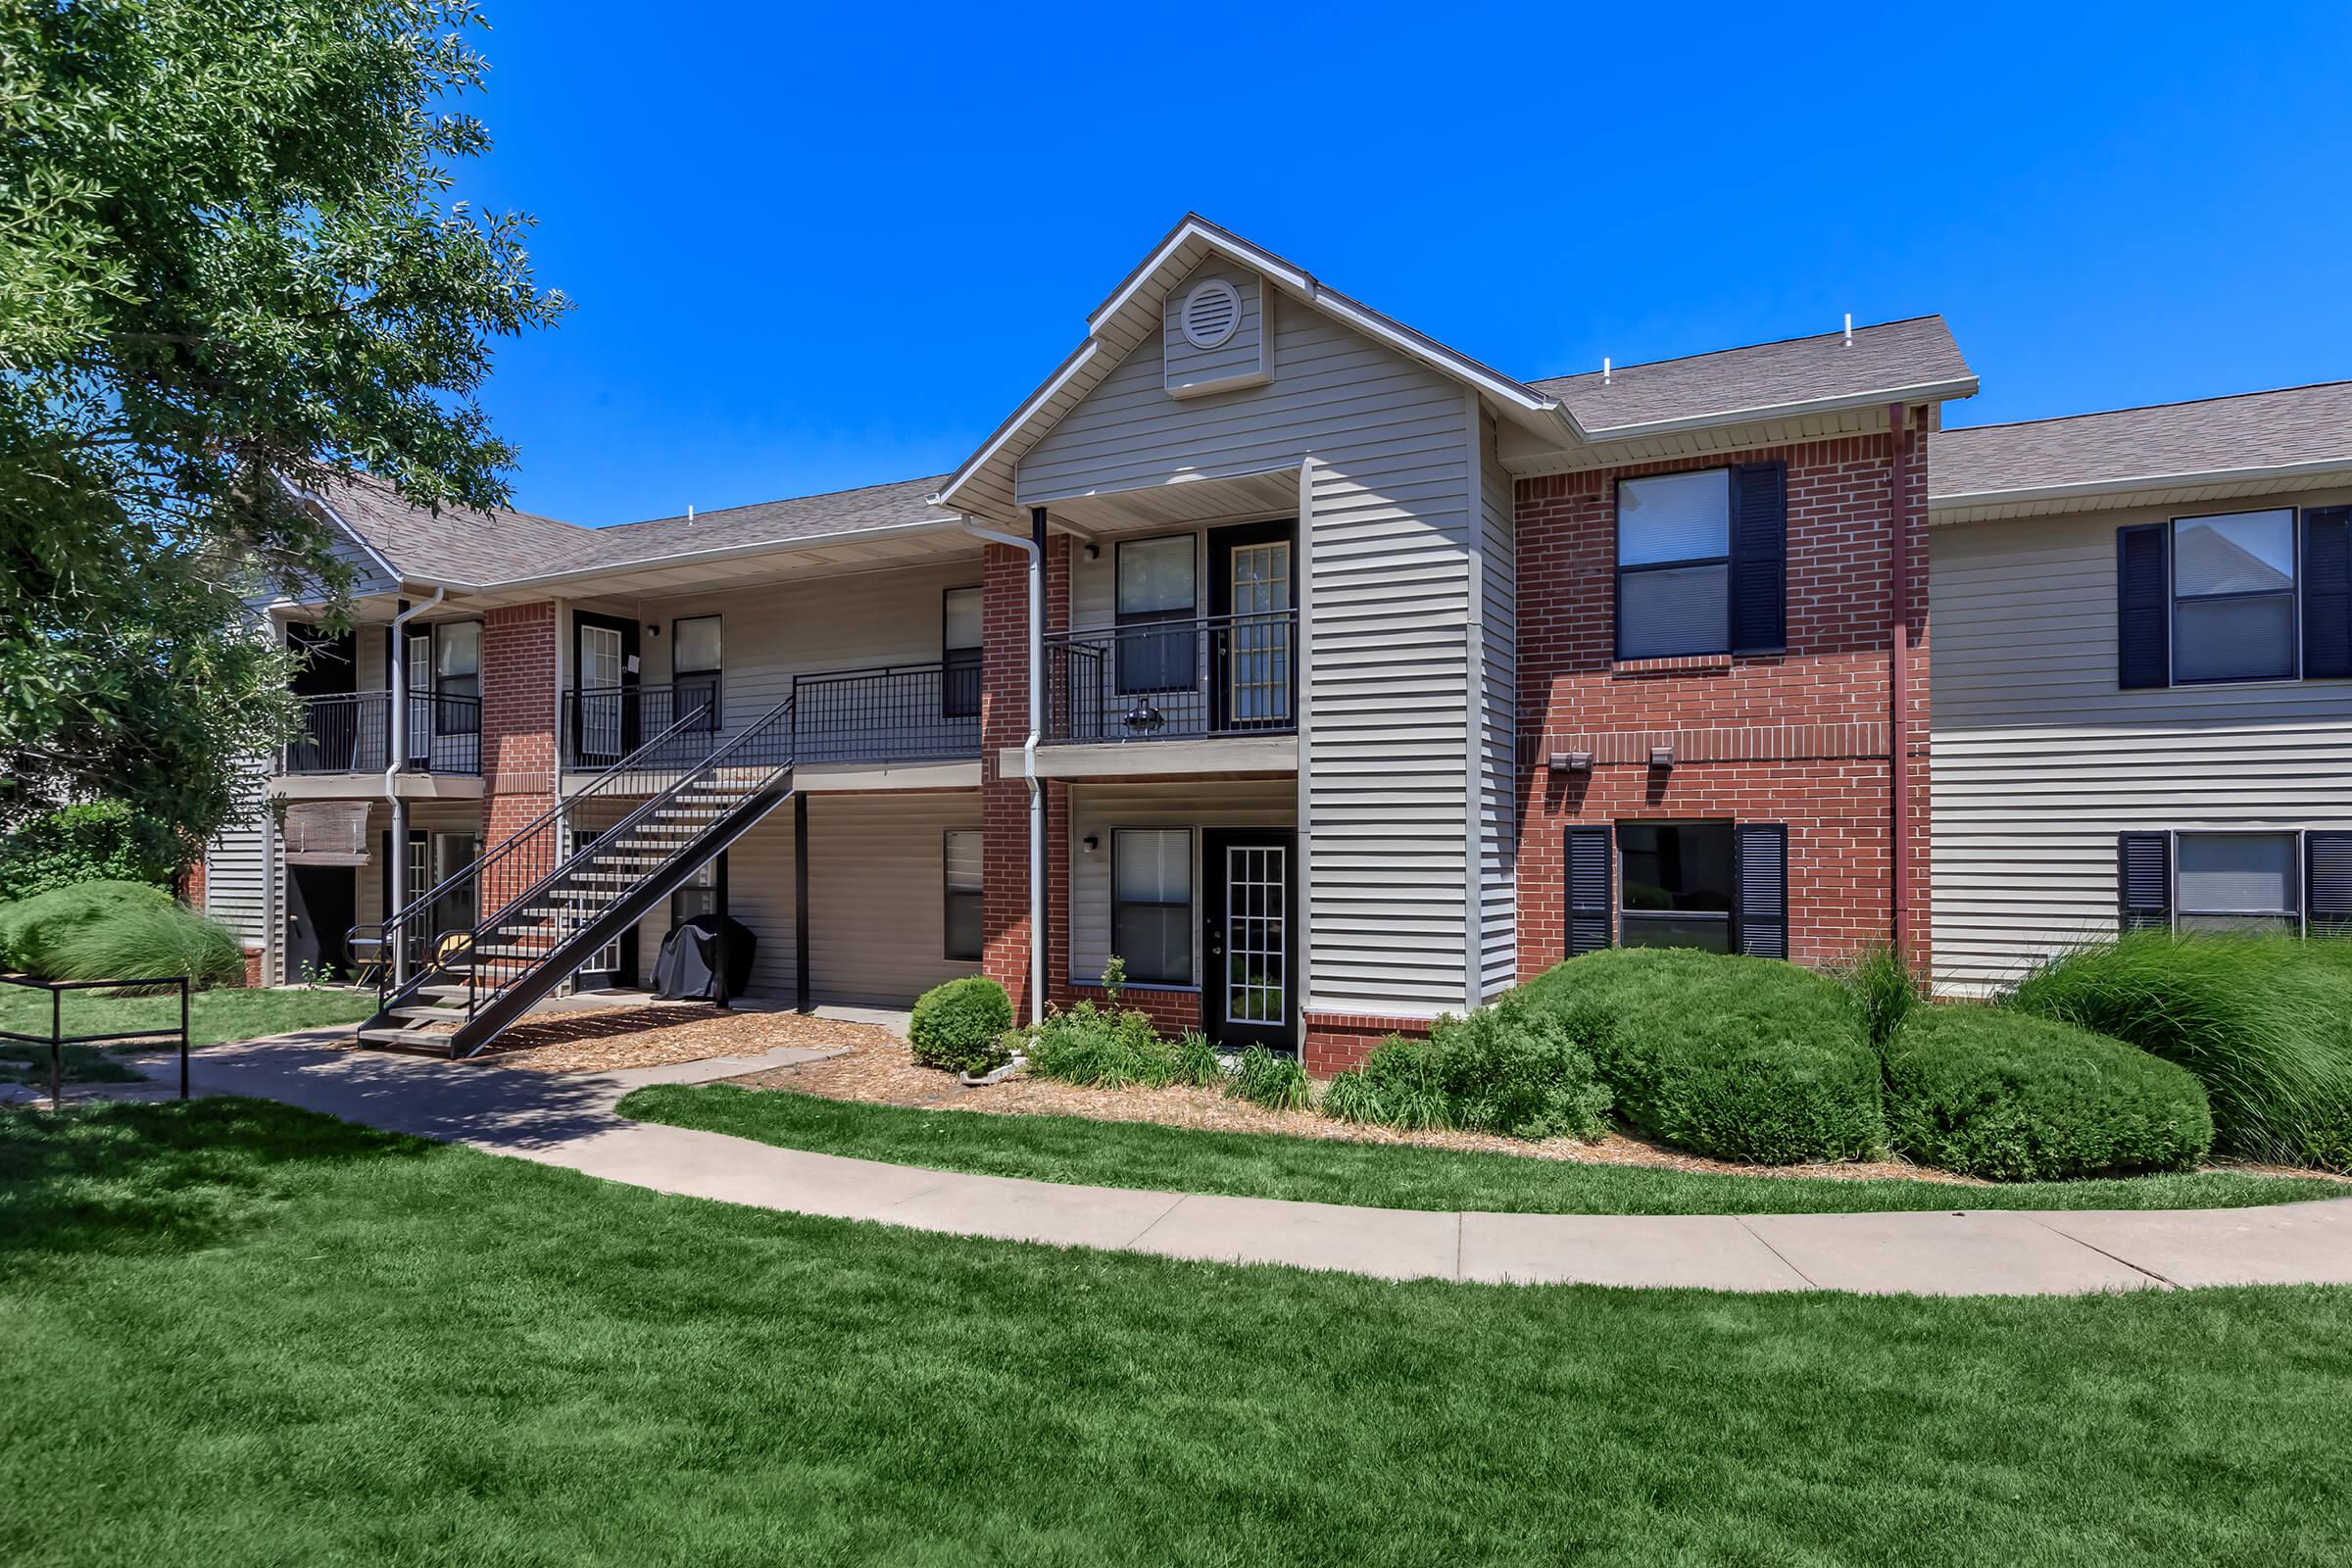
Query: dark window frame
xmin=1114 ymin=533 xmax=1200 ymax=697
xmin=2169 ymin=507 xmax=2301 ymax=686
xmin=425 ymin=620 xmax=484 ymax=737
xmin=1110 ymin=826 xmax=1195 ymax=987
xmin=941 ymin=586 xmax=983 ymax=720
xmin=943 ymin=829 xmax=983 ymax=962
xmin=1614 ymin=819 xmax=1739 ymax=953
xmin=670 ymin=613 xmax=723 ymax=732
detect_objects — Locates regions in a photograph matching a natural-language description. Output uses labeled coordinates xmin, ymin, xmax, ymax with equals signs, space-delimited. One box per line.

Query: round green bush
xmin=1520 ymin=948 xmax=1884 ymax=1164
xmin=909 ymin=976 xmax=1014 ymax=1075
xmin=0 ymin=880 xmax=176 ymax=976
xmin=1884 ymin=1006 xmax=2213 ymax=1180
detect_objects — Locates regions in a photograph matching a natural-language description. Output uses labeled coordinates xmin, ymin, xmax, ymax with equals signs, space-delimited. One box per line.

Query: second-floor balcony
xmin=561 ymin=660 xmax=983 ymax=770
xmin=1044 ymin=610 xmax=1297 ymax=744
xmin=281 ymin=692 xmax=482 ymax=776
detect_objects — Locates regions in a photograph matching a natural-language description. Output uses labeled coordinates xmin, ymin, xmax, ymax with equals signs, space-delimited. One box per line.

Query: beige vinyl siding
xmin=1161 ymin=265 xmax=1267 ymax=397
xmin=585 ymin=559 xmax=982 ymax=755
xmin=1066 ymin=780 xmax=1297 ymax=987
xmin=1476 ymin=413 xmax=1519 ymax=1000
xmin=1021 ymin=265 xmax=1479 ymax=1017
xmin=805 ymin=793 xmax=983 ymax=1006
xmin=205 ymin=774 xmax=271 ymax=951
xmin=1930 ymin=493 xmax=2352 ymax=993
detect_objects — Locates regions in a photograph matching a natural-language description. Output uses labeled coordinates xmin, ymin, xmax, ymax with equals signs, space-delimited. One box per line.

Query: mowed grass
xmin=3 ymin=1098 xmax=2350 ymax=1567
xmin=0 ymin=985 xmax=374 ymax=1084
xmin=618 ymin=1084 xmax=2340 ymax=1215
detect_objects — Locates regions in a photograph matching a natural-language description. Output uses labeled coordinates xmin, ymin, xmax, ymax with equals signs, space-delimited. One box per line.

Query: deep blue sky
xmin=459 ymin=3 xmax=2352 ymax=526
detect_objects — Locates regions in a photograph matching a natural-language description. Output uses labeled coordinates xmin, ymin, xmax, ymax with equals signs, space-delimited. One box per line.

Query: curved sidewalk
xmin=133 ymin=1033 xmax=2352 ymax=1297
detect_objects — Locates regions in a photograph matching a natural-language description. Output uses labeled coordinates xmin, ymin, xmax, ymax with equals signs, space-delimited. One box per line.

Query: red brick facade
xmin=1512 ymin=425 xmax=1932 ymax=979
xmin=478 ymin=602 xmax=558 ymax=910
xmin=980 ymin=532 xmax=1072 ymax=1018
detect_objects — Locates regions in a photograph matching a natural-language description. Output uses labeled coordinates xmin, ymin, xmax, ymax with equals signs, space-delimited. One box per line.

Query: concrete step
xmin=356 ymin=1025 xmax=457 ymax=1054
xmin=390 ymin=1004 xmax=471 ymax=1023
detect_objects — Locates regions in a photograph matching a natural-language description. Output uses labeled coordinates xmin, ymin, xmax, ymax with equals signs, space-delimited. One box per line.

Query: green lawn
xmin=619 ymin=1084 xmax=2342 ymax=1215
xmin=0 ymin=985 xmax=374 ymax=1085
xmin=2 ymin=1098 xmax=2348 ymax=1565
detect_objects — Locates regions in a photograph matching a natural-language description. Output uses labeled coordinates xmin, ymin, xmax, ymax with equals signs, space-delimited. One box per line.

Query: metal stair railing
xmin=348 ymin=700 xmax=718 ymax=1016
xmin=439 ymin=697 xmax=798 ymax=1051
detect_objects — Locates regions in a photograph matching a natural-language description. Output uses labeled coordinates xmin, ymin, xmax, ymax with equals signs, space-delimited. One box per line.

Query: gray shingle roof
xmin=1932 ymin=381 xmax=2352 ymax=498
xmin=1528 ymin=316 xmax=1973 ymax=434
xmin=316 ymin=472 xmax=592 ymax=586
xmin=573 ymin=475 xmax=953 ymax=568
xmin=318 ymin=471 xmax=956 ymax=588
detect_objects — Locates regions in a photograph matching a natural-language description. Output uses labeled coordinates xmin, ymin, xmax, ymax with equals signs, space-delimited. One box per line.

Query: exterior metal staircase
xmin=351 ymin=698 xmax=796 ymax=1057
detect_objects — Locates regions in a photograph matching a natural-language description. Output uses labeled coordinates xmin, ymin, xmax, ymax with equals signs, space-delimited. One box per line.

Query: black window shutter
xmin=2118 ymin=833 xmax=2172 ymax=931
xmin=1730 ymin=463 xmax=1788 ymax=655
xmin=1734 ymin=822 xmax=1788 ymax=958
xmin=2302 ymin=507 xmax=2352 ymax=679
xmin=2116 ymin=523 xmax=2170 ymax=689
xmin=1563 ymin=826 xmax=1613 ymax=956
xmin=2308 ymin=832 xmax=2352 ymax=937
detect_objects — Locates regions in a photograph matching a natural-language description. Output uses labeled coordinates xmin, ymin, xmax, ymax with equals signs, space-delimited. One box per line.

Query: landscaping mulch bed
xmin=722 ymin=1030 xmax=1992 ymax=1185
xmin=469 ymin=1004 xmax=900 ymax=1074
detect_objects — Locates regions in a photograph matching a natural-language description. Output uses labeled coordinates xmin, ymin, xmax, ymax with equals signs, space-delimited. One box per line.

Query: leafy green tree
xmin=0 ymin=0 xmax=564 ymax=850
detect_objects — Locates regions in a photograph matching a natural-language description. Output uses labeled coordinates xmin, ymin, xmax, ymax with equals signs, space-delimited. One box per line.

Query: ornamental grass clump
xmin=1834 ymin=942 xmax=1924 ymax=1055
xmin=2005 ymin=931 xmax=2352 ymax=1168
xmin=1226 ymin=1044 xmax=1310 ymax=1111
xmin=49 ymin=902 xmax=244 ymax=993
xmin=0 ymin=881 xmax=177 ymax=977
xmin=1323 ymin=996 xmax=1613 ymax=1140
xmin=1520 ymin=947 xmax=1884 ymax=1164
xmin=1883 ymin=1005 xmax=2213 ymax=1180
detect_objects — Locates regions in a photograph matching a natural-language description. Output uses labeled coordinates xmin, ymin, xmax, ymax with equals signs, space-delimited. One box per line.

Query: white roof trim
xmin=280 ymin=476 xmax=403 ymax=589
xmin=1576 ymin=377 xmax=1982 ymax=443
xmin=931 ymin=339 xmax=1102 ymax=513
xmin=1930 ymin=456 xmax=2352 ymax=516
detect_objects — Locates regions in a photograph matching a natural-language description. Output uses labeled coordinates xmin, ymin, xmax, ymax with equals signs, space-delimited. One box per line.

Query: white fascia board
xmin=931 ymin=339 xmax=1103 ymax=513
xmin=1569 ymin=377 xmax=1983 ymax=446
xmin=1929 ymin=457 xmax=2352 ymax=520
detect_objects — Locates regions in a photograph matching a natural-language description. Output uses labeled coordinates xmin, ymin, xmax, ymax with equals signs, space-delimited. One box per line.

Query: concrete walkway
xmin=109 ymin=1034 xmax=2352 ymax=1297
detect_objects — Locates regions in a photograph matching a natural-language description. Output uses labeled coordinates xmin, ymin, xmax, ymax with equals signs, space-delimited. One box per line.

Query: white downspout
xmin=385 ymin=585 xmax=445 ymax=984
xmin=956 ymin=513 xmax=1045 ymax=1027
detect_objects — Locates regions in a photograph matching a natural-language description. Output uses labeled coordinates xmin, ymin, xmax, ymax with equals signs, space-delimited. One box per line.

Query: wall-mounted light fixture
xmin=1084 ymin=542 xmax=1101 ymax=560
xmin=1648 ymin=745 xmax=1675 ymax=768
xmin=1082 ymin=835 xmax=1100 ymax=854
xmin=1547 ymin=751 xmax=1592 ymax=774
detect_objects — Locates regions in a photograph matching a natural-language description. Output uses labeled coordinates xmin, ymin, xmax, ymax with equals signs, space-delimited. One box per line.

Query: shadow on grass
xmin=0 ymin=1098 xmax=433 ymax=1259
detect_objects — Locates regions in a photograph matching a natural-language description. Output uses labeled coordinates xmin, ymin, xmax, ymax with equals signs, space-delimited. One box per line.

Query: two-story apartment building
xmin=202 ymin=216 xmax=2351 ymax=1067
xmin=1929 ymin=382 xmax=2352 ymax=989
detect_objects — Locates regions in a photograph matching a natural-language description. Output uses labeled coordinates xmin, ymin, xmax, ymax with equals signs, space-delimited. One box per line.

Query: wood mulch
xmin=471 ymin=1004 xmax=900 ymax=1074
xmin=720 ymin=1030 xmax=1992 ymax=1186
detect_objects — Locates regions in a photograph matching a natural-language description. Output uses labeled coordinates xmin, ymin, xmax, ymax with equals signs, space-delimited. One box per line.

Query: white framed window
xmin=432 ymin=621 xmax=482 ymax=734
xmin=672 ymin=614 xmax=721 ymax=731
xmin=2172 ymin=509 xmax=2297 ymax=684
xmin=1116 ymin=535 xmax=1198 ymax=695
xmin=1112 ymin=828 xmax=1193 ymax=985
xmin=942 ymin=587 xmax=982 ymax=720
xmin=943 ymin=830 xmax=983 ymax=961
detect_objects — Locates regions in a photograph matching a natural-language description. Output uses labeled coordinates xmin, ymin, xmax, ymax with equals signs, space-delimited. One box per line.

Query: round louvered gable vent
xmin=1179 ymin=279 xmax=1242 ymax=350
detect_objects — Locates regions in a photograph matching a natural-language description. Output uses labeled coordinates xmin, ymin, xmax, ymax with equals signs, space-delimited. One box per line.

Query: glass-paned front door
xmin=1203 ymin=829 xmax=1294 ymax=1051
xmin=1225 ymin=542 xmax=1292 ymax=730
xmin=579 ymin=625 xmax=625 ymax=763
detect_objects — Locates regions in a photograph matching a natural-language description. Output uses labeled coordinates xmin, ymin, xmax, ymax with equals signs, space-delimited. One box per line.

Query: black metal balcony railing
xmin=560 ymin=662 xmax=981 ymax=769
xmin=1045 ymin=610 xmax=1297 ymax=744
xmin=281 ymin=692 xmax=482 ymax=775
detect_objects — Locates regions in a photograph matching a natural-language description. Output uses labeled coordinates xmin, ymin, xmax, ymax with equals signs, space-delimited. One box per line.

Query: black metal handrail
xmin=1044 ymin=609 xmax=1298 ymax=743
xmin=349 ymin=700 xmax=717 ymax=999
xmin=281 ymin=691 xmax=481 ymax=775
xmin=560 ymin=661 xmax=980 ymax=769
xmin=0 ymin=974 xmax=190 ymax=1103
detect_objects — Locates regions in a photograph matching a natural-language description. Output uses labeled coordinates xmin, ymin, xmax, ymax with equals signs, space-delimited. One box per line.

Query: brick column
xmin=980 ymin=529 xmax=1070 ymax=1017
xmin=479 ymin=602 xmax=558 ymax=912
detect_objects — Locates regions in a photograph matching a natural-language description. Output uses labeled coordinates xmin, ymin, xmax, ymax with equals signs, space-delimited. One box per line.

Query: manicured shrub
xmin=1835 ymin=943 xmax=1923 ymax=1054
xmin=2006 ymin=932 xmax=2352 ymax=1168
xmin=1884 ymin=1006 xmax=2213 ymax=1180
xmin=48 ymin=901 xmax=245 ymax=993
xmin=0 ymin=802 xmax=181 ymax=903
xmin=1226 ymin=1044 xmax=1310 ymax=1111
xmin=1520 ymin=948 xmax=1885 ymax=1164
xmin=908 ymin=976 xmax=1014 ymax=1075
xmin=1326 ymin=998 xmax=1614 ymax=1140
xmin=0 ymin=881 xmax=176 ymax=977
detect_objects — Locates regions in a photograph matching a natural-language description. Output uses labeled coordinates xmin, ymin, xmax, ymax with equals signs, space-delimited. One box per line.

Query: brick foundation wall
xmin=1302 ymin=1012 xmax=1432 ymax=1076
xmin=479 ymin=602 xmax=558 ymax=910
xmin=240 ymin=948 xmax=265 ymax=989
xmin=1513 ymin=429 xmax=1933 ymax=978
